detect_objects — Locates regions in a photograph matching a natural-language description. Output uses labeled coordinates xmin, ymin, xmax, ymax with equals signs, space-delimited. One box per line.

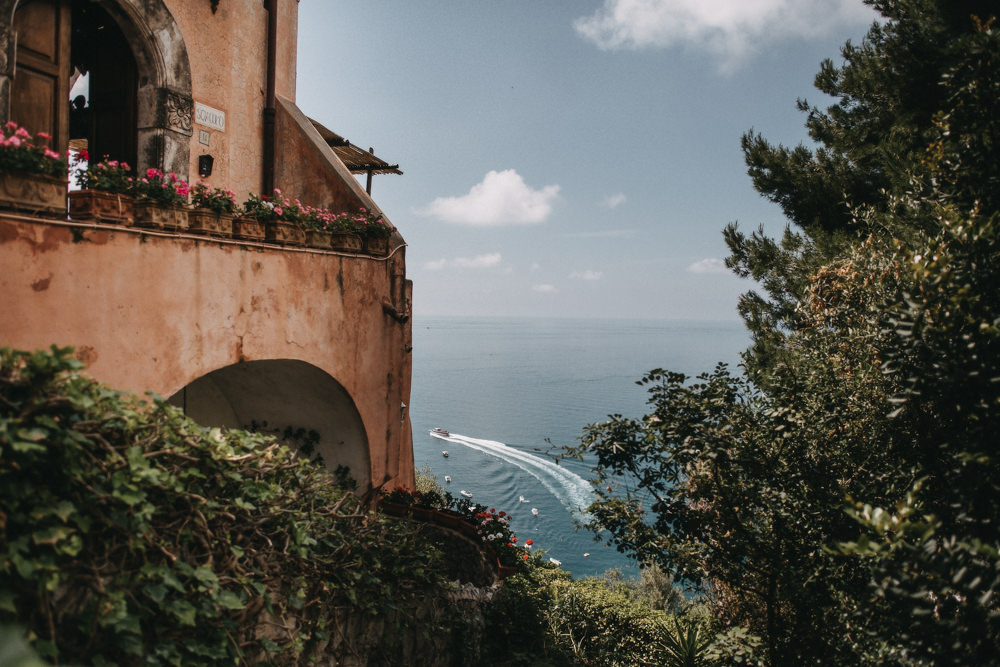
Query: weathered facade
xmin=0 ymin=0 xmax=416 ymax=494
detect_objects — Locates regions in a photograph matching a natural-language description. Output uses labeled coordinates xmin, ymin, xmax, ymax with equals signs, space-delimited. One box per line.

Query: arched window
xmin=4 ymin=0 xmax=191 ymax=177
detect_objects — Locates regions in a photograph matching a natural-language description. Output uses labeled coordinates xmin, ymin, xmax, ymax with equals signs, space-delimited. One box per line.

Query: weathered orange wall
xmin=163 ymin=0 xmax=299 ymax=200
xmin=0 ymin=215 xmax=415 ymax=492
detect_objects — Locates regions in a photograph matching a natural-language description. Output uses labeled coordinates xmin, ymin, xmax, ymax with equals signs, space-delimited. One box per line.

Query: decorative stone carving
xmin=164 ymin=91 xmax=193 ymax=135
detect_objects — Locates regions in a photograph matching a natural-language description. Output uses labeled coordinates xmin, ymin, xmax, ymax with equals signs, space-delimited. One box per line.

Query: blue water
xmin=409 ymin=317 xmax=748 ymax=578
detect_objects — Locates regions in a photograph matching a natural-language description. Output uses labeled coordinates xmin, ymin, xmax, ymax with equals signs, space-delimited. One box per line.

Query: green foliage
xmin=730 ymin=0 xmax=999 ymax=357
xmin=0 ymin=347 xmax=450 ymax=666
xmin=568 ymin=3 xmax=1000 ymax=664
xmin=660 ymin=618 xmax=713 ymax=667
xmin=481 ymin=566 xmax=685 ymax=666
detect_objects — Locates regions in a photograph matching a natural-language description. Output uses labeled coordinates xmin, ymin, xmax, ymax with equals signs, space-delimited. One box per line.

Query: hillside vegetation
xmin=567 ymin=1 xmax=1000 ymax=664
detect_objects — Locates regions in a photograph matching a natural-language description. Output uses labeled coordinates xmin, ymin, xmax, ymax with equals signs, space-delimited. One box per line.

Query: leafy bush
xmin=482 ymin=565 xmax=697 ymax=666
xmin=0 ymin=347 xmax=449 ymax=665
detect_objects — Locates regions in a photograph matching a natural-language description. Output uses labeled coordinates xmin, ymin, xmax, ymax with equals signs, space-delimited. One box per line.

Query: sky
xmin=295 ymin=1 xmax=879 ymax=321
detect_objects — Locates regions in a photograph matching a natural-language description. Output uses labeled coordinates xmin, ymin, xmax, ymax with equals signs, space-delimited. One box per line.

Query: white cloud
xmin=424 ymin=253 xmax=503 ymax=271
xmin=418 ymin=169 xmax=560 ymax=226
xmin=532 ymin=284 xmax=558 ymax=293
xmin=688 ymin=257 xmax=728 ymax=274
xmin=570 ymin=270 xmax=603 ymax=281
xmin=573 ymin=0 xmax=875 ymax=70
xmin=601 ymin=193 xmax=627 ymax=209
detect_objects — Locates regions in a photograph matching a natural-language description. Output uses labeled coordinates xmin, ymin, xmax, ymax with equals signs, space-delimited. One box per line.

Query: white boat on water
xmin=460 ymin=490 xmax=473 ymax=498
xmin=442 ymin=451 xmax=449 ymax=457
xmin=444 ymin=475 xmax=452 ymax=483
xmin=531 ymin=508 xmax=539 ymax=516
xmin=431 ymin=427 xmax=449 ymax=437
xmin=518 ymin=495 xmax=529 ymax=503
xmin=549 ymin=558 xmax=561 ymax=566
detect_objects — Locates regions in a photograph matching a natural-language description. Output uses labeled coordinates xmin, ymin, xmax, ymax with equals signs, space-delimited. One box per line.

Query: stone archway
xmin=167 ymin=359 xmax=373 ymax=493
xmin=1 ymin=0 xmax=192 ymax=177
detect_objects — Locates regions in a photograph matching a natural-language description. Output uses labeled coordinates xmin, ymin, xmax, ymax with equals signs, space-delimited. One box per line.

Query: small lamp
xmin=198 ymin=154 xmax=214 ymax=177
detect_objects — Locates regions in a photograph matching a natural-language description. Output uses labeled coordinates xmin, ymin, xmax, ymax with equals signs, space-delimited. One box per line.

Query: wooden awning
xmin=309 ymin=118 xmax=402 ymax=177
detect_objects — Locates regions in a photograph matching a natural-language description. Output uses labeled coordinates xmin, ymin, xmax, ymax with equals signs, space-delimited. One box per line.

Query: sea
xmin=409 ymin=316 xmax=749 ymax=579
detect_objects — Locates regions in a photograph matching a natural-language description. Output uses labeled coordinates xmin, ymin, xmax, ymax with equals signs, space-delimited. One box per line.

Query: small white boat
xmin=518 ymin=495 xmax=529 ymax=503
xmin=444 ymin=475 xmax=452 ymax=483
xmin=460 ymin=490 xmax=473 ymax=498
xmin=442 ymin=451 xmax=449 ymax=457
xmin=431 ymin=427 xmax=449 ymax=437
xmin=531 ymin=508 xmax=539 ymax=516
xmin=549 ymin=558 xmax=561 ymax=566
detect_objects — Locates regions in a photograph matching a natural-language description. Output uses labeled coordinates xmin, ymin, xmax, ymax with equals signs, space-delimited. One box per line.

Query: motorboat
xmin=531 ymin=508 xmax=539 ymax=517
xmin=549 ymin=557 xmax=561 ymax=566
xmin=431 ymin=427 xmax=449 ymax=437
xmin=442 ymin=451 xmax=449 ymax=457
xmin=518 ymin=495 xmax=529 ymax=503
xmin=460 ymin=490 xmax=473 ymax=498
xmin=444 ymin=475 xmax=452 ymax=483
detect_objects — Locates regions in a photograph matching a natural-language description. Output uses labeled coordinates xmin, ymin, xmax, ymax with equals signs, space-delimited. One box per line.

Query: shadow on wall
xmin=167 ymin=359 xmax=371 ymax=492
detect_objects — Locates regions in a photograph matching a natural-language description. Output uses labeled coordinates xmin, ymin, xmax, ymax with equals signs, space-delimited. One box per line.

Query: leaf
xmin=214 ymin=589 xmax=245 ymax=611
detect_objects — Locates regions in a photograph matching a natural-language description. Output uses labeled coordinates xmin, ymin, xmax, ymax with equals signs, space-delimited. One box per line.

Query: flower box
xmin=364 ymin=236 xmax=389 ymax=256
xmin=409 ymin=507 xmax=436 ymax=521
xmin=232 ymin=216 xmax=265 ymax=241
xmin=304 ymin=229 xmax=332 ymax=249
xmin=133 ymin=201 xmax=189 ymax=231
xmin=188 ymin=209 xmax=233 ymax=237
xmin=432 ymin=510 xmax=467 ymax=531
xmin=330 ymin=231 xmax=364 ymax=252
xmin=379 ymin=501 xmax=411 ymax=518
xmin=68 ymin=190 xmax=133 ymax=225
xmin=265 ymin=220 xmax=305 ymax=246
xmin=0 ymin=172 xmax=66 ymax=215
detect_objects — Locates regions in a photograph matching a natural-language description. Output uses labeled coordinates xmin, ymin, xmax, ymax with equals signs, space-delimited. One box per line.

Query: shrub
xmin=0 ymin=346 xmax=449 ymax=665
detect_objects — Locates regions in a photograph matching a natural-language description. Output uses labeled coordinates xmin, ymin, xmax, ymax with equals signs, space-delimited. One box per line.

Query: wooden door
xmin=10 ymin=0 xmax=71 ymax=151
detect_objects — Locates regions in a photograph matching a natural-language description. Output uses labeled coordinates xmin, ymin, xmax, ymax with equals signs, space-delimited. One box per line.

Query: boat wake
xmin=431 ymin=432 xmax=594 ymax=517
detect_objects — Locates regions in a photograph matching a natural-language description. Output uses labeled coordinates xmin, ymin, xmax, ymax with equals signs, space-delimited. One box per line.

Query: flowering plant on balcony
xmin=191 ymin=182 xmax=237 ymax=214
xmin=303 ymin=207 xmax=353 ymax=232
xmin=242 ymin=192 xmax=279 ymax=222
xmin=72 ymin=152 xmax=133 ymax=193
xmin=350 ymin=208 xmax=395 ymax=238
xmin=0 ymin=122 xmax=67 ymax=178
xmin=242 ymin=190 xmax=307 ymax=225
xmin=469 ymin=506 xmax=533 ymax=567
xmin=132 ymin=168 xmax=189 ymax=206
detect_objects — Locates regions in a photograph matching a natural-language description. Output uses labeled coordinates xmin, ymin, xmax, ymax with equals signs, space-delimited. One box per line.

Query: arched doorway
xmin=167 ymin=360 xmax=373 ymax=493
xmin=68 ymin=1 xmax=138 ymax=168
xmin=3 ymin=0 xmax=191 ymax=176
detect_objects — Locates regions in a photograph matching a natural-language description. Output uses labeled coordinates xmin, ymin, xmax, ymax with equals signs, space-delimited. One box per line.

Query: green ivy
xmin=0 ymin=346 xmax=449 ymax=665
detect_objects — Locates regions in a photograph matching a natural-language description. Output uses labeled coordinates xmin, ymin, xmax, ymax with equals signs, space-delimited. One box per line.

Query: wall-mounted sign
xmin=195 ymin=103 xmax=225 ymax=132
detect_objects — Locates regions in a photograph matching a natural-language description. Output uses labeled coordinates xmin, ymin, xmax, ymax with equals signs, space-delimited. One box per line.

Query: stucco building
xmin=0 ymin=0 xmax=416 ymax=495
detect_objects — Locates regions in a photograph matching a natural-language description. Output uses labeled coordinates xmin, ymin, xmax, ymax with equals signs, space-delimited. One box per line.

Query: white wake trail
xmin=432 ymin=431 xmax=594 ymax=517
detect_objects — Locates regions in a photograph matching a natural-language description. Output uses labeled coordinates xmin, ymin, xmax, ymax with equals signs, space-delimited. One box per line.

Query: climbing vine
xmin=0 ymin=346 xmax=449 ymax=665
